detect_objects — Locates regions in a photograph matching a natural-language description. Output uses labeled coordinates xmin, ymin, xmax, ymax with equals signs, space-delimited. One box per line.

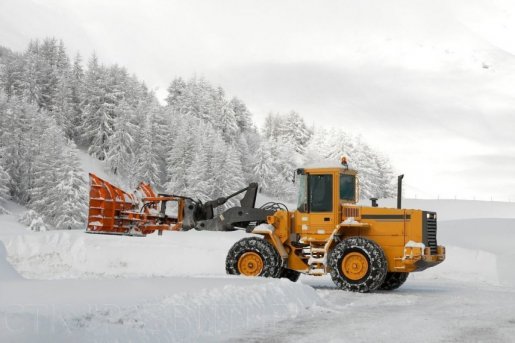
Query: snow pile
xmin=413 ymin=245 xmax=500 ymax=285
xmin=3 ymin=230 xmax=253 ymax=280
xmin=372 ymin=198 xmax=515 ymax=221
xmin=0 ymin=277 xmax=320 ymax=342
xmin=0 ymin=241 xmax=22 ymax=281
xmin=0 ymin=225 xmax=321 ymax=341
xmin=413 ymin=218 xmax=515 ymax=287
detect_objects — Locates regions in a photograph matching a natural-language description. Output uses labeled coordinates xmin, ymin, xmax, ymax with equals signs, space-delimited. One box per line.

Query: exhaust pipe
xmin=397 ymin=175 xmax=404 ymax=209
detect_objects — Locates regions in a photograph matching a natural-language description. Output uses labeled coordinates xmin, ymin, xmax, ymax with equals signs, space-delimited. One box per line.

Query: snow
xmin=0 ymin=241 xmax=22 ymax=281
xmin=341 ymin=217 xmax=359 ymax=224
xmin=0 ymin=228 xmax=319 ymax=341
xmin=366 ymin=198 xmax=515 ymax=221
xmin=0 ymin=199 xmax=514 ymax=341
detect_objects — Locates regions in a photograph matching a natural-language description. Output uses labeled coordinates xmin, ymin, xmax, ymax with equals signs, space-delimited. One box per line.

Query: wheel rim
xmin=238 ymin=252 xmax=264 ymax=276
xmin=342 ymin=252 xmax=369 ymax=281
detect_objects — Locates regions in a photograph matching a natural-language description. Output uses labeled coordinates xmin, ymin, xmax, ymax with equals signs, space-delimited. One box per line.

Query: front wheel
xmin=328 ymin=236 xmax=387 ymax=293
xmin=226 ymin=237 xmax=282 ymax=278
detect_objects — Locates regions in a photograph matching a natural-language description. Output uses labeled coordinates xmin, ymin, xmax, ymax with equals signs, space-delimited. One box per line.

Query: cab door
xmin=307 ymin=173 xmax=336 ymax=236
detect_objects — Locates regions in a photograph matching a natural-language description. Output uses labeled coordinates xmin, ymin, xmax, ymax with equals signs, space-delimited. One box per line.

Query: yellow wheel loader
xmin=225 ymin=159 xmax=446 ymax=292
xmin=86 ymin=158 xmax=445 ymax=292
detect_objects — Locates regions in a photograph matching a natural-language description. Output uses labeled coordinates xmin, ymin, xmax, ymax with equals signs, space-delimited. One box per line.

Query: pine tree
xmin=134 ymin=110 xmax=160 ymax=187
xmin=277 ymin=111 xmax=311 ymax=154
xmin=22 ymin=40 xmax=44 ymax=106
xmin=51 ymin=140 xmax=88 ymax=230
xmin=82 ymin=54 xmax=115 ymax=160
xmin=0 ymin=49 xmax=25 ymax=98
xmin=184 ymin=130 xmax=214 ymax=202
xmin=37 ymin=38 xmax=60 ymax=112
xmin=217 ymin=102 xmax=238 ymax=143
xmin=0 ymin=164 xmax=10 ymax=214
xmin=165 ymin=116 xmax=198 ymax=194
xmin=106 ymin=100 xmax=136 ymax=177
xmin=69 ymin=53 xmax=85 ymax=140
xmin=229 ymin=97 xmax=253 ymax=132
xmin=29 ymin=119 xmax=66 ymax=221
xmin=165 ymin=77 xmax=187 ymax=110
xmin=212 ymin=142 xmax=246 ymax=208
xmin=252 ymin=140 xmax=280 ymax=194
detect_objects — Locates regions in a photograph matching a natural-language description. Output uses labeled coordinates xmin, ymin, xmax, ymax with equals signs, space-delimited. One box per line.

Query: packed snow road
xmin=224 ymin=277 xmax=515 ymax=343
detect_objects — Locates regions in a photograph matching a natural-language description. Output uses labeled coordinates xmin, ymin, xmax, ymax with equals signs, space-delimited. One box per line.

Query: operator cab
xmin=296 ymin=167 xmax=358 ymax=213
xmin=294 ymin=165 xmax=358 ymax=237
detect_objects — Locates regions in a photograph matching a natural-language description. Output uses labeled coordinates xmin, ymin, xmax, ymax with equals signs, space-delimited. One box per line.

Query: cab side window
xmin=309 ymin=174 xmax=333 ymax=212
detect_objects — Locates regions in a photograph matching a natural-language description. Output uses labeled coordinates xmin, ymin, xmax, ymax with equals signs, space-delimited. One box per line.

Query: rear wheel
xmin=328 ymin=237 xmax=387 ymax=293
xmin=380 ymin=272 xmax=409 ymax=290
xmin=226 ymin=237 xmax=282 ymax=278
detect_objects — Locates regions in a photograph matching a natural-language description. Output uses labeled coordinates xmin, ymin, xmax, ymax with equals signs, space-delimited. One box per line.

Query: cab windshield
xmin=296 ymin=174 xmax=308 ymax=212
xmin=340 ymin=174 xmax=356 ymax=201
xmin=297 ymin=173 xmax=333 ymax=212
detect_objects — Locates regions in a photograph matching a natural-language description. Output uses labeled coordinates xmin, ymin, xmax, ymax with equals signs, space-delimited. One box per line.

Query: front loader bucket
xmin=86 ymin=173 xmax=185 ymax=236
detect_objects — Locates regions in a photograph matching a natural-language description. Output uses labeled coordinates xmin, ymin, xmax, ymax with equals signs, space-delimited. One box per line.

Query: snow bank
xmin=3 ymin=217 xmax=515 ymax=287
xmin=0 ymin=277 xmax=320 ymax=342
xmin=0 ymin=228 xmax=321 ymax=341
xmin=414 ymin=218 xmax=515 ymax=287
xmin=3 ymin=230 xmax=253 ymax=280
xmin=372 ymin=198 xmax=515 ymax=221
xmin=412 ymin=245 xmax=501 ymax=285
xmin=0 ymin=241 xmax=22 ymax=281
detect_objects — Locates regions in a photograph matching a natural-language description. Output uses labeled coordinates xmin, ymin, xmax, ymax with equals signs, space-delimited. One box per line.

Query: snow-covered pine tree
xmin=165 ymin=115 xmax=198 ymax=194
xmin=277 ymin=111 xmax=312 ymax=154
xmin=154 ymin=108 xmax=174 ymax=189
xmin=29 ymin=116 xmax=67 ymax=222
xmin=373 ymin=153 xmax=395 ymax=198
xmin=0 ymin=164 xmax=11 ymax=214
xmin=262 ymin=112 xmax=281 ymax=140
xmin=50 ymin=140 xmax=88 ymax=230
xmin=234 ymin=133 xmax=256 ymax=184
xmin=69 ymin=53 xmax=85 ymax=140
xmin=229 ymin=97 xmax=253 ymax=133
xmin=269 ymin=138 xmax=297 ymax=199
xmin=37 ymin=38 xmax=60 ymax=112
xmin=184 ymin=127 xmax=215 ymax=202
xmin=134 ymin=108 xmax=160 ymax=188
xmin=0 ymin=48 xmax=25 ymax=98
xmin=53 ymin=43 xmax=73 ymax=137
xmin=211 ymin=141 xmax=246 ymax=209
xmin=217 ymin=101 xmax=239 ymax=143
xmin=1 ymin=99 xmax=41 ymax=203
xmin=252 ymin=140 xmax=280 ymax=194
xmin=81 ymin=54 xmax=115 ymax=160
xmin=105 ymin=100 xmax=136 ymax=177
xmin=165 ymin=77 xmax=187 ymax=111
xmin=22 ymin=40 xmax=44 ymax=106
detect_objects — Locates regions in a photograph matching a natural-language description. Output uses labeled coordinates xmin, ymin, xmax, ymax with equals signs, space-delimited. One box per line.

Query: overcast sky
xmin=1 ymin=0 xmax=515 ymax=201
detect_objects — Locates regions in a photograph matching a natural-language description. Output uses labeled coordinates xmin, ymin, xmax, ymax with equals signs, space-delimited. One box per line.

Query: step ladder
xmin=307 ymin=242 xmax=327 ymax=276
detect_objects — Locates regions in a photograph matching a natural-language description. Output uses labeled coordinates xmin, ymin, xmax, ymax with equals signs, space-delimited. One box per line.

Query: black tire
xmin=328 ymin=236 xmax=387 ymax=293
xmin=380 ymin=272 xmax=409 ymax=290
xmin=280 ymin=268 xmax=301 ymax=282
xmin=226 ymin=237 xmax=282 ymax=278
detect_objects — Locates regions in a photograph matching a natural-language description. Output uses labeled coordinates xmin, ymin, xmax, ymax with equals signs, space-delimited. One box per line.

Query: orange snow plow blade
xmin=86 ymin=173 xmax=185 ymax=236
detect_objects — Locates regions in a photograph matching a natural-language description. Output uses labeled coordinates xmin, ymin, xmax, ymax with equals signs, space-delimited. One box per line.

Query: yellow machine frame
xmin=255 ymin=167 xmax=445 ymax=276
